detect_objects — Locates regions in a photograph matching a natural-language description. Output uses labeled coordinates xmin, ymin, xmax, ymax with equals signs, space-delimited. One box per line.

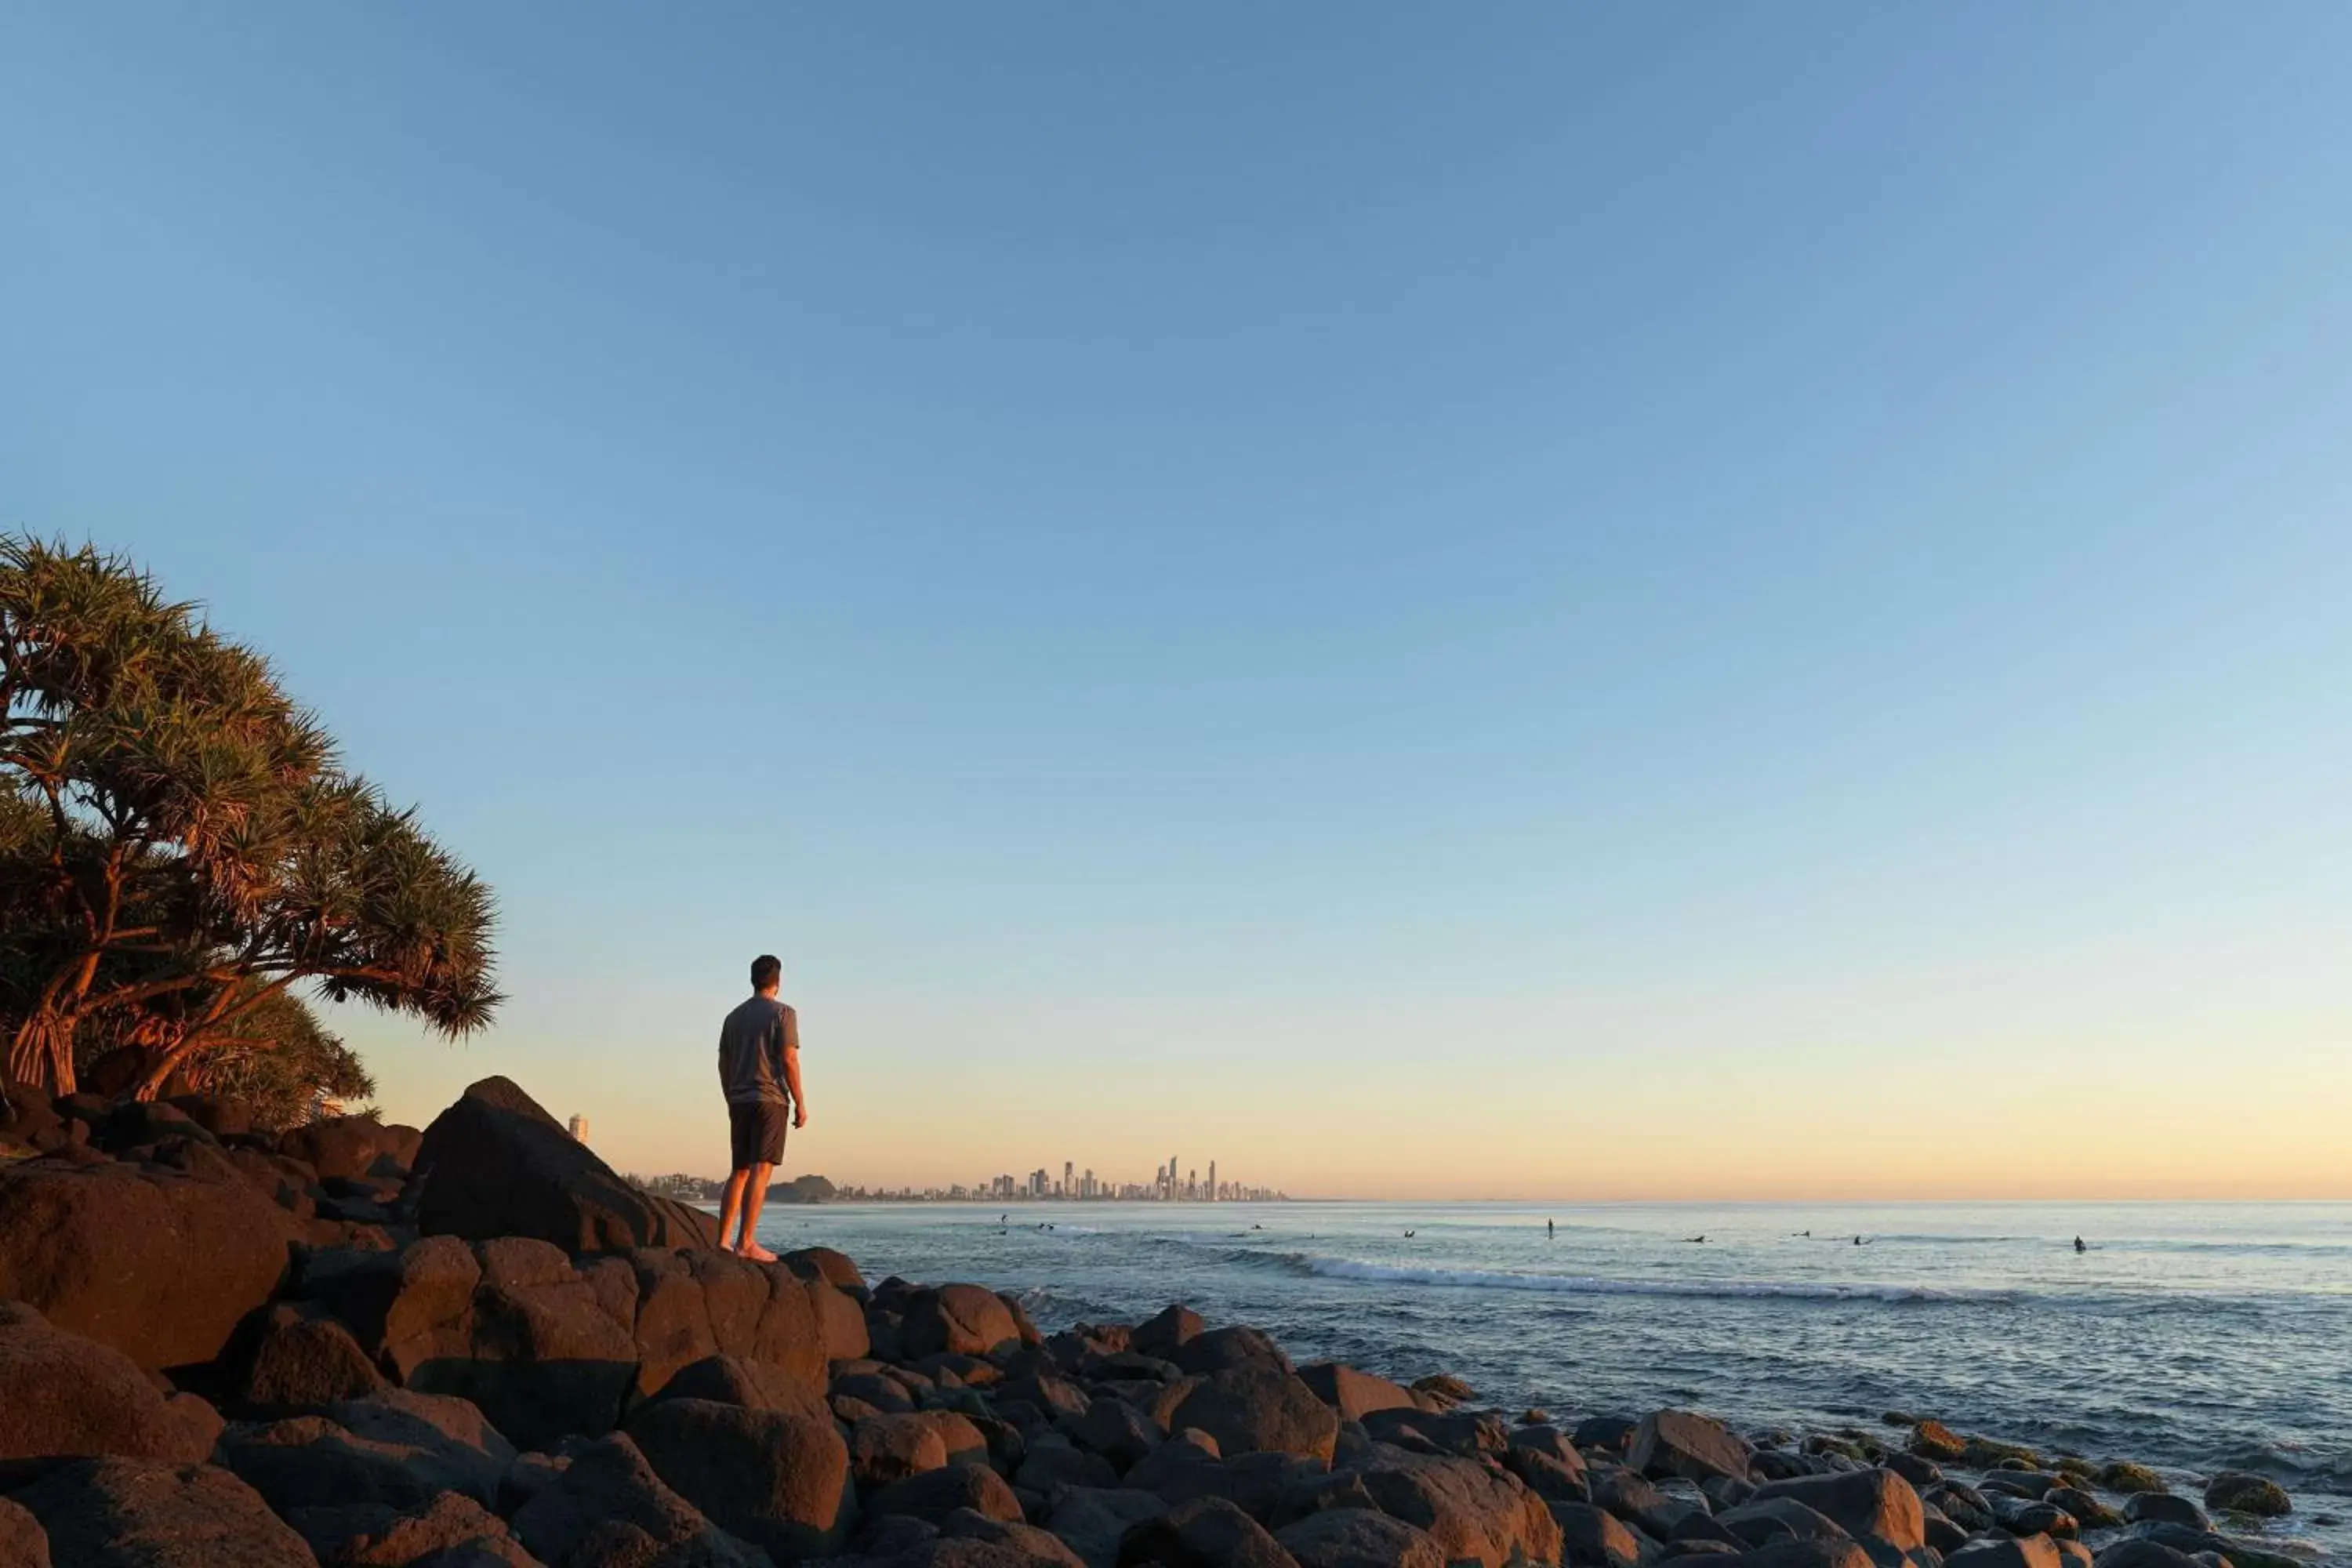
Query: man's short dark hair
xmin=750 ymin=954 xmax=782 ymax=989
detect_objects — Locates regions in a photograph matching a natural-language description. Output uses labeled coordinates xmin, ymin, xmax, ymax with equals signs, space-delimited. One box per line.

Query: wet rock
xmin=2201 ymin=1472 xmax=2290 ymax=1517
xmin=1907 ymin=1422 xmax=1966 ymax=1463
xmin=412 ymin=1076 xmax=714 ymax=1251
xmin=2046 ymin=1486 xmax=2122 ymax=1530
xmin=2120 ymin=1492 xmax=2207 ymax=1530
xmin=0 ymin=1302 xmax=214 ymax=1461
xmin=1631 ymin=1411 xmax=1755 ymax=1487
xmin=507 ymin=1430 xmax=768 ymax=1567
xmin=1988 ymin=1494 xmax=2078 ymax=1537
xmin=0 ymin=1160 xmax=297 ymax=1368
xmin=8 ymin=1457 xmax=314 ymax=1567
xmin=2095 ymin=1462 xmax=2164 ymax=1495
xmin=1297 ymin=1366 xmax=1417 ymax=1425
xmin=1169 ymin=1369 xmax=1341 ymax=1463
xmin=1573 ymin=1417 xmax=1638 ymax=1455
xmin=1944 ymin=1536 xmax=2064 ymax=1568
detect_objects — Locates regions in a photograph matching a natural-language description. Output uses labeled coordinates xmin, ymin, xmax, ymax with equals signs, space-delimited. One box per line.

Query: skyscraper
xmin=568 ymin=1113 xmax=589 ymax=1144
xmin=1209 ymin=1160 xmax=1217 ymax=1202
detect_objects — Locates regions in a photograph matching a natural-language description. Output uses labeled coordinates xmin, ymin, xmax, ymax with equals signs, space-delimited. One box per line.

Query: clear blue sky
xmin=5 ymin=5 xmax=2349 ymax=1196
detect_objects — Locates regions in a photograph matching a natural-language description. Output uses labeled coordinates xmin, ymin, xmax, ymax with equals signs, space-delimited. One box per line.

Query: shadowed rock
xmin=1275 ymin=1508 xmax=1446 ymax=1568
xmin=8 ymin=1457 xmax=314 ymax=1568
xmin=1168 ymin=1369 xmax=1340 ymax=1463
xmin=626 ymin=1396 xmax=857 ymax=1559
xmin=412 ymin=1077 xmax=715 ymax=1252
xmin=0 ymin=1302 xmax=214 ymax=1462
xmin=508 ymin=1430 xmax=768 ymax=1567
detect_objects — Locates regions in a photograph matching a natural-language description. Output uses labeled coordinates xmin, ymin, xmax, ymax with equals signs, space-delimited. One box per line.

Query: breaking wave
xmin=1256 ymin=1250 xmax=2022 ymax=1304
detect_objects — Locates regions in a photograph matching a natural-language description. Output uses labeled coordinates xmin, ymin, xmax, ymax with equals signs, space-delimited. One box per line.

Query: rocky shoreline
xmin=0 ymin=1075 xmax=2325 ymax=1568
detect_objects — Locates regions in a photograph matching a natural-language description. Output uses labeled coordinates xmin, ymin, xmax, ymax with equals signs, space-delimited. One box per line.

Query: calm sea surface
xmin=753 ymin=1199 xmax=2351 ymax=1560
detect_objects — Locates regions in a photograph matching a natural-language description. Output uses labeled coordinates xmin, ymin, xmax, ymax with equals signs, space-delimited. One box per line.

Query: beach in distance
xmin=757 ymin=1197 xmax=2352 ymax=1558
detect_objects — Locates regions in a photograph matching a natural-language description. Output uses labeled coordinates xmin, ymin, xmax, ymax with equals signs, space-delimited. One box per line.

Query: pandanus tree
xmin=0 ymin=536 xmax=499 ymax=1099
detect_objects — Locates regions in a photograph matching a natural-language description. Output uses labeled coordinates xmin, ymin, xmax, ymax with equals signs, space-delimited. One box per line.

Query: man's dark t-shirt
xmin=718 ymin=996 xmax=793 ymax=1105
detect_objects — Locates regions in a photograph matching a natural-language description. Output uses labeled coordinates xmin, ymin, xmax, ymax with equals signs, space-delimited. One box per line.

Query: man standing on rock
xmin=715 ymin=953 xmax=808 ymax=1262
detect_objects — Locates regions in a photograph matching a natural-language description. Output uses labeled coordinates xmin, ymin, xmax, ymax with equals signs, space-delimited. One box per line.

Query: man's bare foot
xmin=738 ymin=1241 xmax=779 ymax=1263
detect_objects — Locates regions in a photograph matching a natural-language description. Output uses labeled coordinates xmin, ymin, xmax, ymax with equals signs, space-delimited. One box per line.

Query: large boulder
xmin=411 ymin=1076 xmax=715 ymax=1251
xmin=0 ymin=1302 xmax=214 ymax=1462
xmin=808 ymin=1277 xmax=873 ymax=1363
xmin=652 ymin=1353 xmax=833 ymax=1421
xmin=869 ymin=1464 xmax=1025 ymax=1526
xmin=1943 ymin=1538 xmax=2064 ymax=1568
xmin=1274 ymin=1508 xmax=1447 ymax=1568
xmin=1131 ymin=1307 xmax=1204 ymax=1359
xmin=1297 ymin=1366 xmax=1417 ymax=1425
xmin=1545 ymin=1502 xmax=1644 ymax=1568
xmin=899 ymin=1284 xmax=1025 ymax=1359
xmin=626 ymin=1396 xmax=858 ymax=1559
xmin=1340 ymin=1444 xmax=1561 ymax=1568
xmin=850 ymin=1414 xmax=952 ymax=1487
xmin=1628 ymin=1410 xmax=1754 ymax=1486
xmin=1170 ymin=1327 xmax=1292 ymax=1378
xmin=507 ymin=1430 xmax=769 ymax=1567
xmin=396 ymin=1239 xmax=640 ymax=1450
xmin=303 ymin=1235 xmax=481 ymax=1368
xmin=1168 ymin=1368 xmax=1341 ymax=1462
xmin=0 ymin=1160 xmax=296 ymax=1367
xmin=1750 ymin=1468 xmax=1926 ymax=1557
xmin=2201 ymin=1471 xmax=2291 ymax=1517
xmin=1117 ymin=1496 xmax=1299 ymax=1568
xmin=630 ymin=1247 xmax=826 ymax=1400
xmin=786 ymin=1247 xmax=866 ymax=1295
xmin=7 ymin=1457 xmax=314 ymax=1567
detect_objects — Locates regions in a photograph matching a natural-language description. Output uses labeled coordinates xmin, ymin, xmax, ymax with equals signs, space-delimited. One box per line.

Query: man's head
xmin=750 ymin=954 xmax=782 ymax=995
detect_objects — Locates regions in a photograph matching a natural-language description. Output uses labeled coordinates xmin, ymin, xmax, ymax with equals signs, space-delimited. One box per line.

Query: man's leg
xmin=716 ymin=1167 xmax=750 ymax=1253
xmin=736 ymin=1161 xmax=776 ymax=1261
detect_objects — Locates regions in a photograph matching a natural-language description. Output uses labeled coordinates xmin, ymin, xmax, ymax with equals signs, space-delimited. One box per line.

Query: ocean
xmin=752 ymin=1198 xmax=2351 ymax=1561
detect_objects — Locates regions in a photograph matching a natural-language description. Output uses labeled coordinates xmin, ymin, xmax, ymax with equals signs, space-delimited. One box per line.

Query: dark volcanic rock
xmin=625 ymin=1395 xmax=858 ymax=1559
xmin=1629 ymin=1410 xmax=1754 ymax=1486
xmin=1749 ymin=1468 xmax=1926 ymax=1556
xmin=285 ymin=1488 xmax=535 ymax=1566
xmin=9 ymin=1457 xmax=314 ymax=1567
xmin=397 ymin=1240 xmax=639 ymax=1450
xmin=1338 ymin=1443 xmax=1560 ymax=1568
xmin=1942 ymin=1537 xmax=2063 ymax=1568
xmin=279 ymin=1116 xmax=419 ymax=1184
xmin=1546 ymin=1501 xmax=1644 ymax=1568
xmin=1118 ymin=1496 xmax=1300 ymax=1568
xmin=1296 ymin=1366 xmax=1417 ymax=1425
xmin=870 ymin=1463 xmax=1026 ymax=1526
xmin=1169 ymin=1368 xmax=1340 ymax=1463
xmin=1050 ymin=1487 xmax=1171 ymax=1568
xmin=1131 ymin=1306 xmax=1205 ymax=1360
xmin=227 ymin=1303 xmax=390 ymax=1410
xmin=630 ymin=1247 xmax=826 ymax=1402
xmin=654 ymin=1353 xmax=831 ymax=1419
xmin=0 ymin=1302 xmax=213 ymax=1461
xmin=2121 ymin=1491 xmax=2208 ymax=1530
xmin=214 ymin=1400 xmax=511 ymax=1516
xmin=1501 ymin=1428 xmax=1588 ymax=1502
xmin=412 ymin=1076 xmax=715 ymax=1251
xmin=1064 ymin=1396 xmax=1167 ymax=1473
xmin=508 ymin=1430 xmax=768 ymax=1567
xmin=1169 ymin=1327 xmax=1292 ymax=1378
xmin=900 ymin=1284 xmax=1025 ymax=1360
xmin=0 ymin=1160 xmax=296 ymax=1368
xmin=1274 ymin=1507 xmax=1445 ymax=1568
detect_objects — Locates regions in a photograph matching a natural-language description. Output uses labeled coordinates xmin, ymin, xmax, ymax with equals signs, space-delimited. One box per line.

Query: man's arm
xmin=781 ymin=1005 xmax=808 ymax=1128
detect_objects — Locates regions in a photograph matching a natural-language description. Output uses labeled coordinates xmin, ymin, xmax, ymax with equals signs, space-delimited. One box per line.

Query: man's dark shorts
xmin=728 ymin=1100 xmax=788 ymax=1169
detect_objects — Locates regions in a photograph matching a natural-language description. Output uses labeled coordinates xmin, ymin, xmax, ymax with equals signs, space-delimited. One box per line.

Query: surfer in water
xmin=2074 ymin=1236 xmax=2087 ymax=1253
xmin=1548 ymin=1219 xmax=1555 ymax=1238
